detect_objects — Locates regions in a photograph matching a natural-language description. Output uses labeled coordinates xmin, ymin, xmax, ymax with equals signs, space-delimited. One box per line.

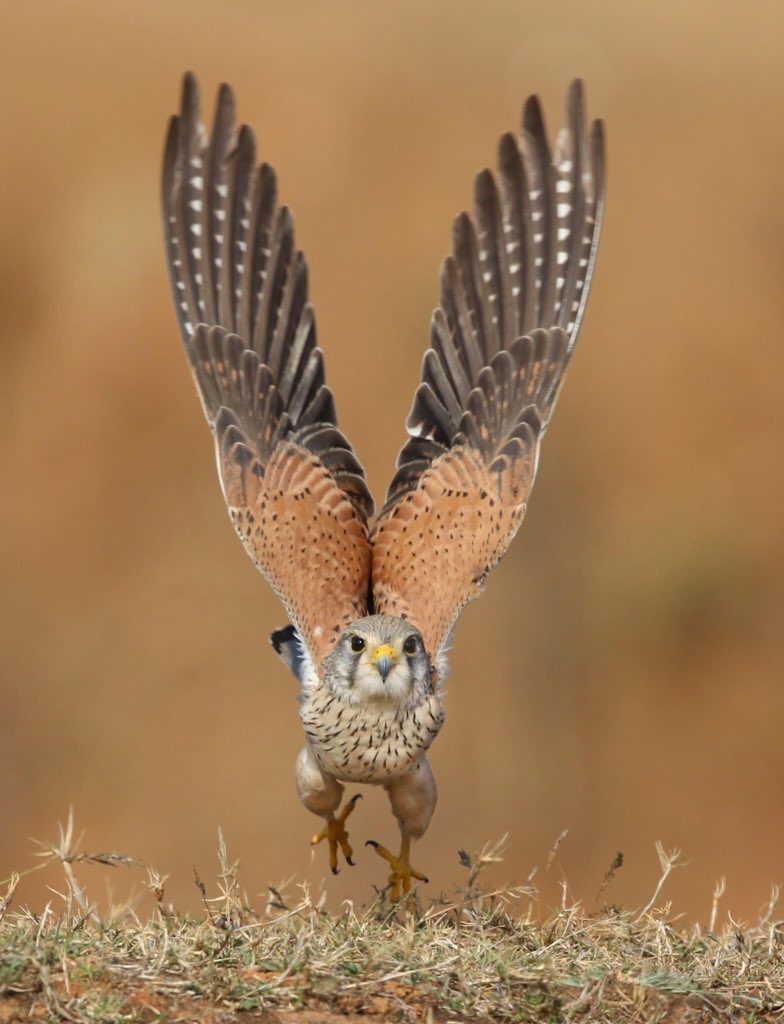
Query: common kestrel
xmin=162 ymin=73 xmax=604 ymax=899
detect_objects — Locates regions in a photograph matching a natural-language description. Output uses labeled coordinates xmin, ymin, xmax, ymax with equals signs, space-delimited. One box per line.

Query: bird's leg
xmin=311 ymin=794 xmax=362 ymax=874
xmin=296 ymin=745 xmax=362 ymax=874
xmin=367 ymin=756 xmax=437 ymax=901
xmin=366 ymin=835 xmax=428 ymax=901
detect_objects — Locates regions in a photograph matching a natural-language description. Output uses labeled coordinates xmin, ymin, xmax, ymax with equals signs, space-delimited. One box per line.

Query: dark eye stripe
xmin=347 ymin=651 xmax=358 ymax=688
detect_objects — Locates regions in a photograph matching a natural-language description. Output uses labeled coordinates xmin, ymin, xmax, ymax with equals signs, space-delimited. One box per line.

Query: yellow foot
xmin=311 ymin=794 xmax=362 ymax=875
xmin=365 ymin=836 xmax=428 ymax=902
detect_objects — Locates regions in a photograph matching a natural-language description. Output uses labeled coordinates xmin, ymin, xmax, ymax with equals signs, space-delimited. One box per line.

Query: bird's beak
xmin=371 ymin=644 xmax=397 ymax=682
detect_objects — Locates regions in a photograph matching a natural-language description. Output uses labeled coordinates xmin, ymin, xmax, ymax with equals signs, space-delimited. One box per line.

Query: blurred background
xmin=1 ymin=0 xmax=783 ymax=923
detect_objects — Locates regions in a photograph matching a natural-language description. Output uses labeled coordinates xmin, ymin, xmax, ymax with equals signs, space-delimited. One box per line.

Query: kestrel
xmin=162 ymin=73 xmax=604 ymax=900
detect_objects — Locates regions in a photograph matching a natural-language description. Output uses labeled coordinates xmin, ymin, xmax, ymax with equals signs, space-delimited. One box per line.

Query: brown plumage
xmin=161 ymin=73 xmax=605 ymax=895
xmin=162 ymin=75 xmax=373 ymax=669
xmin=374 ymin=83 xmax=604 ymax=669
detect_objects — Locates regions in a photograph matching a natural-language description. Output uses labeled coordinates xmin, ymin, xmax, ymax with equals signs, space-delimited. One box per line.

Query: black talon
xmin=346 ymin=856 xmax=355 ymax=866
xmin=365 ymin=840 xmax=379 ymax=849
xmin=331 ymin=866 xmax=339 ymax=876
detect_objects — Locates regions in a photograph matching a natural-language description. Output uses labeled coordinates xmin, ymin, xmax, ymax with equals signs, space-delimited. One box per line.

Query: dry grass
xmin=0 ymin=813 xmax=782 ymax=1022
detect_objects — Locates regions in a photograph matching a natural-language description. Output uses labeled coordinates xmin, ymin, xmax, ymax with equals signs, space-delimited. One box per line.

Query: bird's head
xmin=323 ymin=614 xmax=431 ymax=707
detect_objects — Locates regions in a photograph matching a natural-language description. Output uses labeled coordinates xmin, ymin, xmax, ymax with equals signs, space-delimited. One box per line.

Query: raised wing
xmin=162 ymin=73 xmax=373 ymax=672
xmin=371 ymin=80 xmax=605 ymax=669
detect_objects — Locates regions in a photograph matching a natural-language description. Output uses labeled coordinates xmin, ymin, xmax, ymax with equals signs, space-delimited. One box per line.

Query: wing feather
xmin=371 ymin=81 xmax=605 ymax=667
xmin=162 ymin=73 xmax=373 ymax=672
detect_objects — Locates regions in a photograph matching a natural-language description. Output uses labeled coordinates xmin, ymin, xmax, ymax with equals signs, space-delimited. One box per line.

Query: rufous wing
xmin=162 ymin=74 xmax=373 ymax=671
xmin=371 ymin=81 xmax=605 ymax=670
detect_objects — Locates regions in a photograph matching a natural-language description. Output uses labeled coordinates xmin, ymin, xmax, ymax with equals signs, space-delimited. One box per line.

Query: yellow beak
xmin=371 ymin=643 xmax=397 ymax=681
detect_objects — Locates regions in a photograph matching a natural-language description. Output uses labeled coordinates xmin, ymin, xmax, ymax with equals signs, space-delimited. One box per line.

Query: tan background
xmin=1 ymin=0 xmax=782 ymax=921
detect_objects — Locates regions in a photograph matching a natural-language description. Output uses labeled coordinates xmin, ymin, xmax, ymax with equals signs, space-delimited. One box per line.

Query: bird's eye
xmin=403 ymin=635 xmax=418 ymax=656
xmin=350 ymin=636 xmax=366 ymax=653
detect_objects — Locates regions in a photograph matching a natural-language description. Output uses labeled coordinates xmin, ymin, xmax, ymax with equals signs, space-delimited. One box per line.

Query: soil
xmin=0 ymin=975 xmax=775 ymax=1023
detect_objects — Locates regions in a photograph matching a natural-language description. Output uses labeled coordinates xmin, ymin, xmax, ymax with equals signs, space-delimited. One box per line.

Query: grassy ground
xmin=0 ymin=816 xmax=782 ymax=1023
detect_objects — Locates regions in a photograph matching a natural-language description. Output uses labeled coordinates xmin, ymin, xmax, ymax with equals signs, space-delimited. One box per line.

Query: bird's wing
xmin=162 ymin=73 xmax=374 ymax=673
xmin=370 ymin=81 xmax=605 ymax=671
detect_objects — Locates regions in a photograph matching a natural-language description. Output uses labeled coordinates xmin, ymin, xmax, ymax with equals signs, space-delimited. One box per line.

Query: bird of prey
xmin=161 ymin=73 xmax=604 ymax=900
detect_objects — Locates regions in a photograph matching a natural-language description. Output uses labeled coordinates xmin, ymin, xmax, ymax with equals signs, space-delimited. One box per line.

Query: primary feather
xmin=162 ymin=73 xmax=374 ymax=672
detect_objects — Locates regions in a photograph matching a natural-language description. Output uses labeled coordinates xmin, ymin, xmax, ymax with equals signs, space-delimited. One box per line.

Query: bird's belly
xmin=300 ymin=694 xmax=444 ymax=784
xmin=318 ymin=742 xmax=419 ymax=784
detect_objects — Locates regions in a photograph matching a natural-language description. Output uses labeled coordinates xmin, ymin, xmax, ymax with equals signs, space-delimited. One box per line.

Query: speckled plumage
xmin=299 ymin=615 xmax=444 ymax=785
xmin=161 ymin=73 xmax=605 ymax=888
xmin=301 ymin=684 xmax=444 ymax=785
